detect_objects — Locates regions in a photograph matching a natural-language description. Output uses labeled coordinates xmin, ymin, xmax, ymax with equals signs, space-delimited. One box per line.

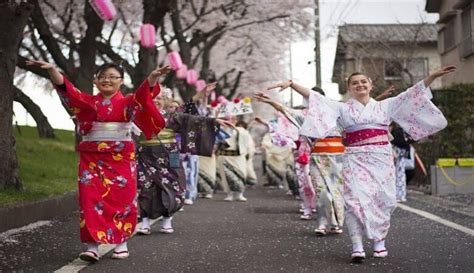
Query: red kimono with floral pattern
xmin=55 ymin=77 xmax=165 ymax=244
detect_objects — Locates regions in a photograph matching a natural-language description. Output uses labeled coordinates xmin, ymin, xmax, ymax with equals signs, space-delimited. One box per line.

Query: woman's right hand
xmin=26 ymin=59 xmax=64 ymax=85
xmin=25 ymin=60 xmax=55 ymax=70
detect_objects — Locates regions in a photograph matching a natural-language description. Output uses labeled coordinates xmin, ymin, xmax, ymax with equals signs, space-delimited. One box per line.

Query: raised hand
xmin=424 ymin=65 xmax=456 ymax=87
xmin=430 ymin=65 xmax=456 ymax=78
xmin=266 ymin=80 xmax=292 ymax=92
xmin=194 ymin=82 xmax=217 ymax=102
xmin=25 ymin=60 xmax=54 ymax=70
xmin=26 ymin=59 xmax=63 ymax=85
xmin=215 ymin=119 xmax=235 ymax=129
xmin=148 ymin=65 xmax=172 ymax=86
xmin=375 ymin=85 xmax=396 ymax=100
xmin=254 ymin=92 xmax=273 ymax=104
xmin=204 ymin=82 xmax=217 ymax=95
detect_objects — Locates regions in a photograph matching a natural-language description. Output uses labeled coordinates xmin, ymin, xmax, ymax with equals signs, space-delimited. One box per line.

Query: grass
xmin=0 ymin=126 xmax=78 ymax=207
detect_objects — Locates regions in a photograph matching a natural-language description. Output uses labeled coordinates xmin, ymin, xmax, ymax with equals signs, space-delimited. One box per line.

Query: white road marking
xmin=54 ymin=217 xmax=162 ymax=273
xmin=398 ymin=203 xmax=474 ymax=236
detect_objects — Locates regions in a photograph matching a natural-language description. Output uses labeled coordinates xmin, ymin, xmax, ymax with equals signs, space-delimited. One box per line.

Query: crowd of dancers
xmin=26 ymin=57 xmax=455 ymax=264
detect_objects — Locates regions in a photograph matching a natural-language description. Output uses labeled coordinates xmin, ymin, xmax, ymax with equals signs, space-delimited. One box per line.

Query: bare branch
xmin=17 ymin=55 xmax=50 ymax=79
xmin=28 ymin=0 xmax=70 ymax=73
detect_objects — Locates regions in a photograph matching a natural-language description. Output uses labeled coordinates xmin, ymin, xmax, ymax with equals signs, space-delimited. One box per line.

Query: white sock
xmin=141 ymin=217 xmax=150 ymax=229
xmin=303 ymin=208 xmax=312 ymax=215
xmin=162 ymin=217 xmax=172 ymax=229
xmin=86 ymin=242 xmax=99 ymax=253
xmin=351 ymin=236 xmax=364 ymax=253
xmin=114 ymin=241 xmax=128 ymax=252
xmin=374 ymin=239 xmax=386 ymax=251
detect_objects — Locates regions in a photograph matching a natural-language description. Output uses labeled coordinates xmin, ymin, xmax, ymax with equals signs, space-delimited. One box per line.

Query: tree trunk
xmin=133 ymin=0 xmax=170 ymax=87
xmin=0 ymin=1 xmax=33 ymax=190
xmin=74 ymin=2 xmax=104 ymax=94
xmin=13 ymin=86 xmax=55 ymax=138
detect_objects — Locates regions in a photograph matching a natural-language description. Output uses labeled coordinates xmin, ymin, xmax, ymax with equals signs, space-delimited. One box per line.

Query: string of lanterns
xmin=89 ymin=0 xmax=251 ymax=109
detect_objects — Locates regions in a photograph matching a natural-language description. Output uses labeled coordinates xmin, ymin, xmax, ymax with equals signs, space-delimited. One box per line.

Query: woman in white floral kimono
xmin=254 ymin=93 xmax=344 ymax=231
xmin=268 ymin=65 xmax=455 ymax=262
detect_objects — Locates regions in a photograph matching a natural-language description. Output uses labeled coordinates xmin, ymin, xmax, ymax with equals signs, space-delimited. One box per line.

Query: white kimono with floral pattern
xmin=300 ymin=81 xmax=447 ymax=241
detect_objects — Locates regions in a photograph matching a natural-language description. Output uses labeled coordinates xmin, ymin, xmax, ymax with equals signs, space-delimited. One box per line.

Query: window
xmin=460 ymin=4 xmax=474 ymax=57
xmin=441 ymin=19 xmax=456 ymax=53
xmin=384 ymin=60 xmax=402 ymax=80
xmin=403 ymin=58 xmax=428 ymax=84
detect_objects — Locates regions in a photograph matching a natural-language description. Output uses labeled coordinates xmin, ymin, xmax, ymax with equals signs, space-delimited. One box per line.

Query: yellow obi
xmin=139 ymin=128 xmax=176 ymax=146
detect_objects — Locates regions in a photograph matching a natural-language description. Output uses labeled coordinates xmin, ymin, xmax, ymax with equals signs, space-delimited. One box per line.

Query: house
xmin=332 ymin=24 xmax=441 ymax=99
xmin=426 ymin=0 xmax=474 ymax=85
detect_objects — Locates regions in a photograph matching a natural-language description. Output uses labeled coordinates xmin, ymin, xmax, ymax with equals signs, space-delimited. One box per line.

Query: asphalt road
xmin=1 ymin=185 xmax=473 ymax=273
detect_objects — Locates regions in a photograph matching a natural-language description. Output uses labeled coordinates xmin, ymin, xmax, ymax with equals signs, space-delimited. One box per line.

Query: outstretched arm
xmin=266 ymin=80 xmax=311 ymax=98
xmin=26 ymin=60 xmax=64 ymax=85
xmin=255 ymin=92 xmax=305 ymax=129
xmin=254 ymin=92 xmax=285 ymax=113
xmin=423 ymin=65 xmax=456 ymax=87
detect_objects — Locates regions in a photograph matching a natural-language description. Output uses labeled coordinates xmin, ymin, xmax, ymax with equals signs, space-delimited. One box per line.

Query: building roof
xmin=425 ymin=0 xmax=442 ymax=12
xmin=338 ymin=24 xmax=438 ymax=44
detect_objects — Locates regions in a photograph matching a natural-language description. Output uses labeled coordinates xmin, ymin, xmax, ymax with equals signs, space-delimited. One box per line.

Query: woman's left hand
xmin=430 ymin=65 xmax=456 ymax=78
xmin=148 ymin=65 xmax=172 ymax=85
xmin=254 ymin=92 xmax=272 ymax=103
xmin=215 ymin=119 xmax=235 ymax=129
xmin=194 ymin=82 xmax=217 ymax=102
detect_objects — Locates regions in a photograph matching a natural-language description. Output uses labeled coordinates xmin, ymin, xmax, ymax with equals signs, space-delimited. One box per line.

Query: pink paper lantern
xmin=140 ymin=24 xmax=156 ymax=48
xmin=89 ymin=0 xmax=117 ymax=21
xmin=176 ymin=65 xmax=187 ymax=80
xmin=186 ymin=69 xmax=198 ymax=85
xmin=167 ymin=51 xmax=183 ymax=70
xmin=195 ymin=80 xmax=206 ymax=92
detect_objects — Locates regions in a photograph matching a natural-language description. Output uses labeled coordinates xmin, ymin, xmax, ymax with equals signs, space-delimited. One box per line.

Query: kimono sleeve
xmin=167 ymin=113 xmax=219 ymax=156
xmin=283 ymin=108 xmax=306 ymax=128
xmin=53 ymin=76 xmax=96 ymax=134
xmin=385 ymin=80 xmax=447 ymax=141
xmin=299 ymin=91 xmax=344 ymax=138
xmin=131 ymin=80 xmax=166 ymax=139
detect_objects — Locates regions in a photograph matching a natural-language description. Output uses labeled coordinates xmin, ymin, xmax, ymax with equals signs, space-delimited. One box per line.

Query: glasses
xmin=97 ymin=75 xmax=122 ymax=81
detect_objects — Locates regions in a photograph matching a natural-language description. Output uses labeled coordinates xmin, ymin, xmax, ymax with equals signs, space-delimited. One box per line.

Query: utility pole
xmin=289 ymin=40 xmax=293 ymax=107
xmin=314 ymin=0 xmax=322 ymax=87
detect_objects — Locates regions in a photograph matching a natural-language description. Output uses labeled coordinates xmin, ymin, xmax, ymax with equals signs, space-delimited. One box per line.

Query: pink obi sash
xmin=344 ymin=128 xmax=389 ymax=147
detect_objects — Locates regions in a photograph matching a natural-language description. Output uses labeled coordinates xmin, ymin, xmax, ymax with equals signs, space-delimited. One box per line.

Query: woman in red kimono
xmin=26 ymin=60 xmax=170 ymax=262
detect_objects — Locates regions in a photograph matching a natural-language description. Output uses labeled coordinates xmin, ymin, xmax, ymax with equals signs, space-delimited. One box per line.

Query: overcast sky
xmin=14 ymin=0 xmax=440 ymax=130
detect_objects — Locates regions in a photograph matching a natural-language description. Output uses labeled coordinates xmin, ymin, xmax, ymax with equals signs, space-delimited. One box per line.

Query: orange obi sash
xmin=312 ymin=137 xmax=345 ymax=154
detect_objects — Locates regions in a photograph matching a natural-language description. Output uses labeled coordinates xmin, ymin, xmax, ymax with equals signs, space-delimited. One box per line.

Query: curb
xmin=0 ymin=191 xmax=78 ymax=233
xmin=407 ymin=189 xmax=474 ymax=218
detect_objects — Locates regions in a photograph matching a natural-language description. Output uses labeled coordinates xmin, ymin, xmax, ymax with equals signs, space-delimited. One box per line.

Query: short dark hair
xmin=95 ymin=63 xmax=124 ymax=78
xmin=311 ymin=86 xmax=325 ymax=96
xmin=236 ymin=120 xmax=248 ymax=129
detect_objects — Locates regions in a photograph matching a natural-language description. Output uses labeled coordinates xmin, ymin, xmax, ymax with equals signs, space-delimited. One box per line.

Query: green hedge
xmin=415 ymin=83 xmax=474 ymax=176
